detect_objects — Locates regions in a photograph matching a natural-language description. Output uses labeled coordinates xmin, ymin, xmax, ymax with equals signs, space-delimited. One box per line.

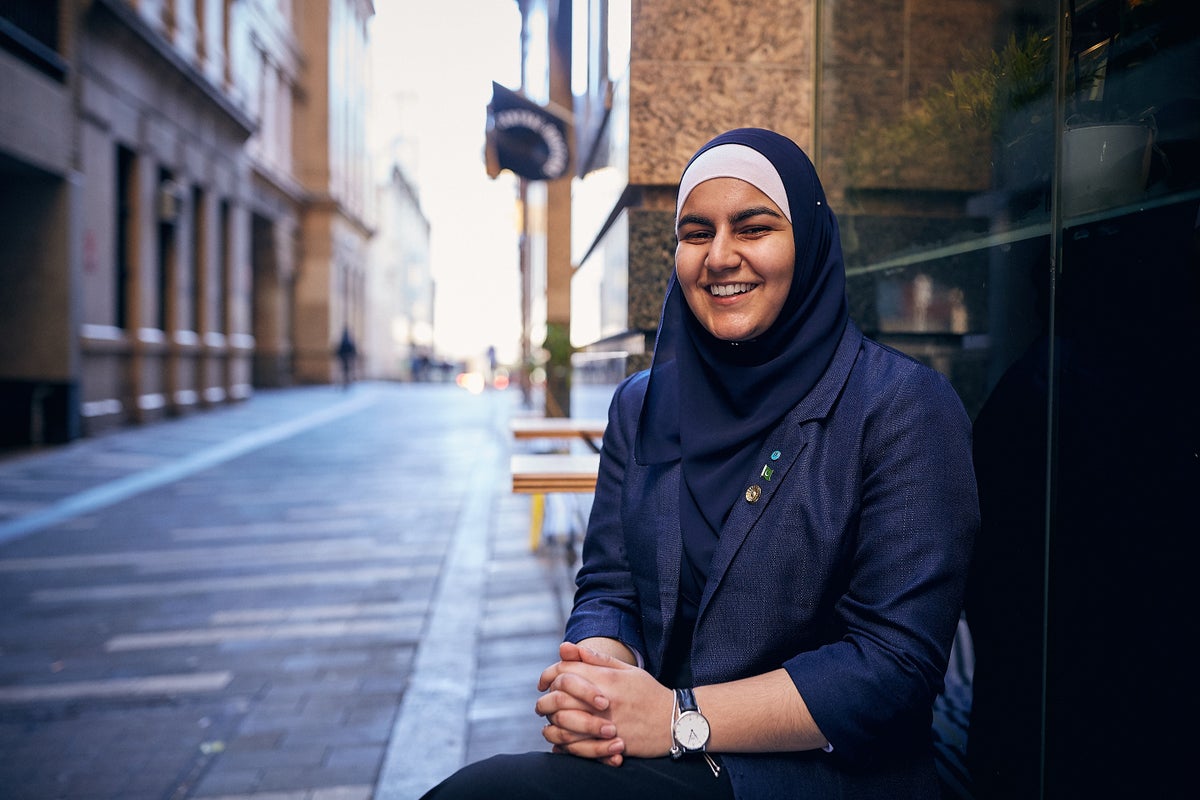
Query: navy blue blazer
xmin=565 ymin=322 xmax=979 ymax=798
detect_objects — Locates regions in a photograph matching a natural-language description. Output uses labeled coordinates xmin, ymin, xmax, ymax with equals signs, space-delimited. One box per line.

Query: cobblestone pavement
xmin=0 ymin=382 xmax=605 ymax=799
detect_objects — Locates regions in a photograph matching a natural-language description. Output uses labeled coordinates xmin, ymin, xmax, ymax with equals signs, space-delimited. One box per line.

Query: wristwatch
xmin=671 ymin=687 xmax=711 ymax=756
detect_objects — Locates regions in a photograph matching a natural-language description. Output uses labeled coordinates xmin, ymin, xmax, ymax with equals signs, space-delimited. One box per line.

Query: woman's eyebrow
xmin=730 ymin=206 xmax=784 ymax=224
xmin=677 ymin=206 xmax=783 ymax=231
xmin=677 ymin=212 xmax=713 ymax=230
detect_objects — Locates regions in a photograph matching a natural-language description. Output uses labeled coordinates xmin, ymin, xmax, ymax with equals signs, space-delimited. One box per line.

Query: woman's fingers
xmin=542 ymin=700 xmax=624 ymax=743
xmin=536 ymin=661 xmax=559 ymax=692
xmin=541 ymin=708 xmax=616 ymax=740
xmin=539 ymin=641 xmax=634 ymax=691
xmin=534 ymin=684 xmax=602 ymax=719
xmin=536 ymin=686 xmax=615 ymax=752
xmin=535 ymin=648 xmax=648 ymax=766
xmin=544 ymin=727 xmax=626 ymax=761
xmin=560 ymin=641 xmax=627 ymax=668
xmin=537 ymin=665 xmax=610 ymax=710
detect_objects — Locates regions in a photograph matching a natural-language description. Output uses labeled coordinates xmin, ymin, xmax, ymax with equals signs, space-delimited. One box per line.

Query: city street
xmin=0 ymin=382 xmax=602 ymax=799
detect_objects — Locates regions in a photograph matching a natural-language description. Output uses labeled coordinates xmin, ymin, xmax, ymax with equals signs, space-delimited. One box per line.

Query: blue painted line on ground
xmin=0 ymin=391 xmax=376 ymax=546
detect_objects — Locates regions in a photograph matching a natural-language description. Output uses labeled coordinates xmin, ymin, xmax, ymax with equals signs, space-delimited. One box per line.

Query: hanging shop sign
xmin=486 ymin=82 xmax=571 ymax=181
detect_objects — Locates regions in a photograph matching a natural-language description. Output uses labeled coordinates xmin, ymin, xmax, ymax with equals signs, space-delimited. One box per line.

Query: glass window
xmin=115 ymin=145 xmax=135 ymax=330
xmin=821 ymin=0 xmax=1198 ymax=796
xmin=191 ymin=184 xmax=205 ymax=334
xmin=0 ymin=0 xmax=66 ymax=80
xmin=156 ymin=168 xmax=177 ymax=333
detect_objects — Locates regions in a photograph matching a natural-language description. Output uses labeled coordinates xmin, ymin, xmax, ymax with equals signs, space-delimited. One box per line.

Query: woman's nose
xmin=705 ymin=230 xmax=740 ymax=270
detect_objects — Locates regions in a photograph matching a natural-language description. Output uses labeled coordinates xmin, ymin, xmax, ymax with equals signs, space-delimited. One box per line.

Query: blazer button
xmin=745 ymin=485 xmax=762 ymax=503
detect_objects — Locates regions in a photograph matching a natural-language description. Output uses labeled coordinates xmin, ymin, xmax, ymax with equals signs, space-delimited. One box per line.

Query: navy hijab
xmin=634 ymin=129 xmax=849 ymax=673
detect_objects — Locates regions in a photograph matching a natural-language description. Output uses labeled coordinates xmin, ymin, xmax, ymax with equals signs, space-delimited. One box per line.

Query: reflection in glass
xmin=821 ymin=0 xmax=1198 ymax=796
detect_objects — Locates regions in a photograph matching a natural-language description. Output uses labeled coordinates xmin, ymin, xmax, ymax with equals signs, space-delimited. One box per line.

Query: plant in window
xmin=845 ymin=32 xmax=1054 ymax=196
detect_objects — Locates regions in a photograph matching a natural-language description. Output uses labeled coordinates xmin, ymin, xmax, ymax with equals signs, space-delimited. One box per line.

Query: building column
xmin=543 ymin=0 xmax=573 ymax=417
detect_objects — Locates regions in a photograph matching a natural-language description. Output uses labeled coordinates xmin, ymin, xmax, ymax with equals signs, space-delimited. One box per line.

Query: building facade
xmin=515 ymin=0 xmax=1199 ymax=796
xmin=365 ymin=163 xmax=433 ymax=381
xmin=291 ymin=0 xmax=375 ymax=384
xmin=240 ymin=0 xmax=305 ymax=389
xmin=0 ymin=0 xmax=377 ymax=446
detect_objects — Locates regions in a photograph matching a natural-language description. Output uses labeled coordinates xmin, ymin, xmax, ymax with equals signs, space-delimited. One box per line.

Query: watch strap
xmin=676 ymin=687 xmax=699 ymax=714
xmin=670 ymin=689 xmax=682 ymax=758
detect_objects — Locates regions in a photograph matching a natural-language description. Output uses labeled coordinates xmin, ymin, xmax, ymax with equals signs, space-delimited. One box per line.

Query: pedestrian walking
xmin=336 ymin=327 xmax=358 ymax=389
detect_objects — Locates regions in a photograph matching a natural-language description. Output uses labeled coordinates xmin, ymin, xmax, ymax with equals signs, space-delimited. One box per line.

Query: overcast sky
xmin=370 ymin=1 xmax=524 ymax=365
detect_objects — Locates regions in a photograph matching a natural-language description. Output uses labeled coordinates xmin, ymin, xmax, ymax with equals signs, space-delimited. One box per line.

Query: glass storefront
xmin=822 ymin=1 xmax=1198 ymax=796
xmin=565 ymin=0 xmax=1196 ymax=793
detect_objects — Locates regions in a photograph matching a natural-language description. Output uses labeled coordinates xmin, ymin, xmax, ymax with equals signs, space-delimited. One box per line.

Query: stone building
xmin=0 ymin=0 xmax=376 ymax=445
xmin=365 ymin=163 xmax=433 ymax=381
xmin=291 ymin=0 xmax=376 ymax=384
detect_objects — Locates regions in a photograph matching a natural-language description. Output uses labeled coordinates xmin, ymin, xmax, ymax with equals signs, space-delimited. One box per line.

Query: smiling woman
xmin=419 ymin=128 xmax=979 ymax=800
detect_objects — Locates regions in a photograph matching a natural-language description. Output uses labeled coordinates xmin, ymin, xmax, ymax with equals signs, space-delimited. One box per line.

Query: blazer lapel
xmin=698 ymin=423 xmax=811 ymax=617
xmin=651 ymin=462 xmax=684 ymax=660
xmin=696 ymin=322 xmax=864 ymax=623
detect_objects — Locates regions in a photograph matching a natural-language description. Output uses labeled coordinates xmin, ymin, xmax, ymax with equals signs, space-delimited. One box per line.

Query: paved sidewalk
xmin=0 ymin=382 xmax=606 ymax=799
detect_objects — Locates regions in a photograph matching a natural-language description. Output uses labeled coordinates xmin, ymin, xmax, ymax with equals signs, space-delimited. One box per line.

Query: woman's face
xmin=675 ymin=177 xmax=795 ymax=342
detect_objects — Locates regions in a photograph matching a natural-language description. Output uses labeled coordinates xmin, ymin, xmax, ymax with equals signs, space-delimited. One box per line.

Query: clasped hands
xmin=535 ymin=641 xmax=673 ymax=767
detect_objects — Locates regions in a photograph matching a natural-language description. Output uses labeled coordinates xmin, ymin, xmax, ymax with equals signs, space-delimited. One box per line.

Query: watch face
xmin=672 ymin=710 xmax=710 ymax=751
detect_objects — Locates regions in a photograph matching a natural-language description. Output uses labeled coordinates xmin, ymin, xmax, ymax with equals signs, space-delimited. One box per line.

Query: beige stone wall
xmin=627 ymin=0 xmax=815 ymax=187
xmin=819 ymin=0 xmax=1000 ymax=202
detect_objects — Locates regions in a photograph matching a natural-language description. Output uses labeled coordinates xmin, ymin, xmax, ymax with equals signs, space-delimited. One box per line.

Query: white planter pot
xmin=1062 ymin=123 xmax=1154 ymax=217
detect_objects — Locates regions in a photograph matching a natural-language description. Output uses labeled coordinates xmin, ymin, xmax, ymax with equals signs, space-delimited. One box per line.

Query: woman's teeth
xmin=709 ymin=283 xmax=753 ymax=297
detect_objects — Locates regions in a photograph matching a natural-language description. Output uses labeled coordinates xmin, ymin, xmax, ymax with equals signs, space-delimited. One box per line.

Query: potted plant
xmin=1059 ymin=23 xmax=1159 ymax=216
xmin=843 ymin=31 xmax=1056 ymax=209
xmin=845 ymin=17 xmax=1159 ymax=220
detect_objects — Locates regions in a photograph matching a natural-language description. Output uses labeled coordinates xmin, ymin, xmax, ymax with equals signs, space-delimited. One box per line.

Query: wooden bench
xmin=510 ymin=453 xmax=601 ymax=494
xmin=510 ymin=418 xmax=605 ymax=550
xmin=509 ymin=417 xmax=606 ymax=452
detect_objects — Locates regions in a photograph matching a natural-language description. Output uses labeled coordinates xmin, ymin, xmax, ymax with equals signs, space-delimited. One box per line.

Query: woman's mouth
xmin=708 ymin=283 xmax=755 ymax=297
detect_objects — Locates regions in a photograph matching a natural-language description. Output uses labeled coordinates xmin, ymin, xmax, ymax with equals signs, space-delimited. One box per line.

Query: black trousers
xmin=420 ymin=751 xmax=736 ymax=800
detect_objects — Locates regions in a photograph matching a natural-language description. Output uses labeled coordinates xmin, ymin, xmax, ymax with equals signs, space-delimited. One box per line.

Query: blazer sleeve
xmin=784 ymin=360 xmax=979 ymax=761
xmin=562 ymin=373 xmax=648 ymax=657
